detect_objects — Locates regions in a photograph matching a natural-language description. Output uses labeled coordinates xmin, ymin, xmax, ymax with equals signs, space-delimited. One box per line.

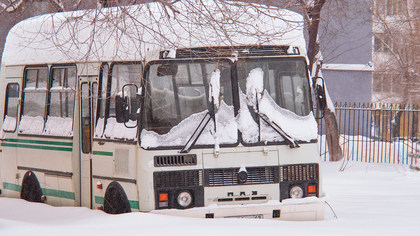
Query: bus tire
xmin=103 ymin=181 xmax=131 ymax=214
xmin=20 ymin=171 xmax=43 ymax=203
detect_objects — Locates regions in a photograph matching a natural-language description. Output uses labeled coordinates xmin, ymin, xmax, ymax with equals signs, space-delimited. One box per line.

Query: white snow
xmin=236 ymin=91 xmax=260 ymax=143
xmin=322 ymin=64 xmax=374 ymax=71
xmin=102 ymin=118 xmax=137 ymax=140
xmin=43 ymin=116 xmax=73 ymax=136
xmin=1 ymin=115 xmax=17 ymax=132
xmin=18 ymin=115 xmax=44 ymax=135
xmin=16 ymin=116 xmax=73 ymax=136
xmin=258 ymin=91 xmax=318 ymax=141
xmin=2 ymin=0 xmax=305 ymax=66
xmin=1 ymin=160 xmax=419 ymax=235
xmin=209 ymin=69 xmax=221 ymax=109
xmin=245 ymin=68 xmax=264 ymax=108
xmin=237 ymin=67 xmax=318 ymax=143
xmin=141 ymin=101 xmax=237 ymax=148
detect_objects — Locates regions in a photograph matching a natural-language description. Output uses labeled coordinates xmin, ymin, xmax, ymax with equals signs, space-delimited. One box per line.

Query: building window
xmin=373 ymin=34 xmax=398 ymax=53
xmin=373 ymin=73 xmax=401 ymax=94
xmin=375 ymin=0 xmax=407 ymax=16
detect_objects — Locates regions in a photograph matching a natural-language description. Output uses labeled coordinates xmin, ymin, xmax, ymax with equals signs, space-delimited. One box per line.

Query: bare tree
xmin=372 ymin=0 xmax=420 ymax=138
xmin=372 ymin=0 xmax=420 ymax=105
xmin=1 ymin=0 xmax=344 ymax=161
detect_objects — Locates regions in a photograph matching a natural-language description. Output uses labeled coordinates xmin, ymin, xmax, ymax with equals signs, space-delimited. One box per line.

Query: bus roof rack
xmin=159 ymin=46 xmax=300 ymax=59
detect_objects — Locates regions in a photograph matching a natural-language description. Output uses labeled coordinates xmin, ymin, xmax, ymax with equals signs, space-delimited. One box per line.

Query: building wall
xmin=319 ymin=0 xmax=373 ymax=104
xmin=323 ymin=70 xmax=372 ymax=104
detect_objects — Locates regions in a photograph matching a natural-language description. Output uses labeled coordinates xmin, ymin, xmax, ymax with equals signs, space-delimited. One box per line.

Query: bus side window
xmin=103 ymin=63 xmax=141 ymax=140
xmin=44 ymin=66 xmax=76 ymax=136
xmin=2 ymin=83 xmax=20 ymax=132
xmin=19 ymin=67 xmax=48 ymax=135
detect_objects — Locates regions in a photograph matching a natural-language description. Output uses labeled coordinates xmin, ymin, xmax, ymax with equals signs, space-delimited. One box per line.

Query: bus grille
xmin=154 ymin=154 xmax=197 ymax=167
xmin=280 ymin=164 xmax=318 ymax=182
xmin=154 ymin=170 xmax=202 ymax=188
xmin=204 ymin=167 xmax=279 ymax=186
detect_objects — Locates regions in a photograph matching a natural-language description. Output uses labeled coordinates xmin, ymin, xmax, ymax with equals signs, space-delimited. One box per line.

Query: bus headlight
xmin=290 ymin=186 xmax=303 ymax=199
xmin=177 ymin=191 xmax=193 ymax=208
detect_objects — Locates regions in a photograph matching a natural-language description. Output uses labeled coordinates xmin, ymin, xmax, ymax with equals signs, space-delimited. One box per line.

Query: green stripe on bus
xmin=95 ymin=196 xmax=104 ymax=205
xmin=3 ymin=182 xmax=21 ymax=192
xmin=92 ymin=151 xmax=113 ymax=156
xmin=95 ymin=196 xmax=139 ymax=209
xmin=5 ymin=138 xmax=73 ymax=147
xmin=42 ymin=188 xmax=75 ymax=200
xmin=1 ymin=142 xmax=73 ymax=152
xmin=3 ymin=182 xmax=75 ymax=200
xmin=129 ymin=200 xmax=140 ymax=209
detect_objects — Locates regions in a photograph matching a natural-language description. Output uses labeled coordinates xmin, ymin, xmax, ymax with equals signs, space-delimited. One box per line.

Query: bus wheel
xmin=20 ymin=171 xmax=43 ymax=203
xmin=103 ymin=182 xmax=131 ymax=214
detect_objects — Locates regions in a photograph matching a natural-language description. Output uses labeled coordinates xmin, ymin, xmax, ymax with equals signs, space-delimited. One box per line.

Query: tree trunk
xmin=305 ymin=0 xmax=343 ymax=162
xmin=324 ymin=108 xmax=343 ymax=161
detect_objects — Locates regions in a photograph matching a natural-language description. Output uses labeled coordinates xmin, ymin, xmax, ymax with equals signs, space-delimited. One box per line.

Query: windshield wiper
xmin=180 ymin=111 xmax=214 ymax=153
xmin=258 ymin=113 xmax=300 ymax=148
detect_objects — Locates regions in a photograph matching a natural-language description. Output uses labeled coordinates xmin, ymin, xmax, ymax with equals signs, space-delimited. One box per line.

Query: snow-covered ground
xmin=0 ymin=160 xmax=419 ymax=236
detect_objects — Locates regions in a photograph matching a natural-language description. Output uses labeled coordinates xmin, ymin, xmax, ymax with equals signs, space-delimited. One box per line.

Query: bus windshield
xmin=141 ymin=59 xmax=237 ymax=149
xmin=237 ymin=57 xmax=311 ymax=117
xmin=236 ymin=57 xmax=315 ymax=144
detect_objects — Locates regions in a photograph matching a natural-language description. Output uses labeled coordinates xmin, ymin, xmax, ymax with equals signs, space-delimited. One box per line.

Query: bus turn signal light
xmin=159 ymin=193 xmax=168 ymax=202
xmin=307 ymin=185 xmax=317 ymax=194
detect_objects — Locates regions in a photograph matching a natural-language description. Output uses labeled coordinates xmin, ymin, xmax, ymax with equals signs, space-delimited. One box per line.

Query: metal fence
xmin=318 ymin=102 xmax=420 ymax=165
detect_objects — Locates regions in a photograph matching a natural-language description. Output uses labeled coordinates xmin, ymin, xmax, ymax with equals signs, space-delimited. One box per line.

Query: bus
xmin=0 ymin=1 xmax=327 ymax=220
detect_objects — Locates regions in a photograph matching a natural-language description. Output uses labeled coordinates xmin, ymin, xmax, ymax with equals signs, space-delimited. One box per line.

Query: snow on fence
xmin=318 ymin=102 xmax=420 ymax=165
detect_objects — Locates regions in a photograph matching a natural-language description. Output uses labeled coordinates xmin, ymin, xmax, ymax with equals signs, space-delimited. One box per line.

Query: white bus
xmin=0 ymin=1 xmax=326 ymax=220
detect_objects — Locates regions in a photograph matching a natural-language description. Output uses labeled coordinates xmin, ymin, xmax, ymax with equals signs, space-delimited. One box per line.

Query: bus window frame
xmin=140 ymin=58 xmax=239 ymax=151
xmin=19 ymin=65 xmax=49 ymax=136
xmin=94 ymin=61 xmax=142 ymax=143
xmin=2 ymin=82 xmax=20 ymax=133
xmin=235 ymin=56 xmax=316 ymax=147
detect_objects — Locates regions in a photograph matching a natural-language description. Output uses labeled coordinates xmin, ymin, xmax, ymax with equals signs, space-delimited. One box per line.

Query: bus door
xmin=79 ymin=76 xmax=98 ymax=209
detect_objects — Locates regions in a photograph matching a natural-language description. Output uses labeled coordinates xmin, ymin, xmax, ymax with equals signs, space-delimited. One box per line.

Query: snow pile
xmin=43 ymin=116 xmax=73 ymax=136
xmin=209 ymin=69 xmax=221 ymax=108
xmin=18 ymin=116 xmax=44 ymax=134
xmin=141 ymin=101 xmax=237 ymax=148
xmin=236 ymin=91 xmax=259 ymax=143
xmin=238 ymin=67 xmax=318 ymax=143
xmin=1 ymin=115 xmax=17 ymax=132
xmin=0 ymin=161 xmax=419 ymax=235
xmin=103 ymin=118 xmax=137 ymax=140
xmin=2 ymin=0 xmax=305 ymax=65
xmin=94 ymin=117 xmax=105 ymax=138
xmin=258 ymin=91 xmax=318 ymax=142
xmin=245 ymin=68 xmax=264 ymax=108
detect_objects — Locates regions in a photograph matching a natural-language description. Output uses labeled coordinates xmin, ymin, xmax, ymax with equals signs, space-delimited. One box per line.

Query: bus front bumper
xmin=151 ymin=197 xmax=325 ymax=221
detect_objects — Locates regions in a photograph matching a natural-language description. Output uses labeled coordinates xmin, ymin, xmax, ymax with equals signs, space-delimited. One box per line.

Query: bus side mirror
xmin=116 ymin=84 xmax=140 ymax=127
xmin=313 ymin=77 xmax=327 ymax=118
xmin=115 ymin=95 xmax=128 ymax=123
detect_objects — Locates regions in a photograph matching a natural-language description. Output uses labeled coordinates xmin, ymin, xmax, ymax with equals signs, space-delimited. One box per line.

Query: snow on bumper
xmin=151 ymin=197 xmax=325 ymax=221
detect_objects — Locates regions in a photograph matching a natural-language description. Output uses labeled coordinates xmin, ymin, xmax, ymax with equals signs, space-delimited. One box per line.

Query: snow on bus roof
xmin=1 ymin=1 xmax=305 ymax=66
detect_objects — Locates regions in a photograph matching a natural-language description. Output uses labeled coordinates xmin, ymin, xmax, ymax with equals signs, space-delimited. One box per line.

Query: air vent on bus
xmin=204 ymin=166 xmax=279 ymax=186
xmin=159 ymin=46 xmax=300 ymax=59
xmin=154 ymin=154 xmax=197 ymax=167
xmin=280 ymin=164 xmax=318 ymax=182
xmin=154 ymin=170 xmax=203 ymax=188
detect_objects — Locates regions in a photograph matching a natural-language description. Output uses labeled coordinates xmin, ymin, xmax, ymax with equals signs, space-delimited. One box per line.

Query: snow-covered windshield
xmin=236 ymin=57 xmax=317 ymax=144
xmin=141 ymin=60 xmax=236 ymax=149
xmin=237 ymin=57 xmax=311 ymax=116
